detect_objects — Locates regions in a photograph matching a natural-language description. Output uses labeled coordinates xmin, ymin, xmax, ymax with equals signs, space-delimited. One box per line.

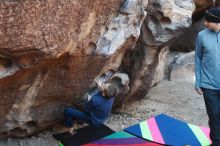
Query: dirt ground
xmin=0 ymin=77 xmax=209 ymax=146
xmin=106 ymin=79 xmax=208 ymax=130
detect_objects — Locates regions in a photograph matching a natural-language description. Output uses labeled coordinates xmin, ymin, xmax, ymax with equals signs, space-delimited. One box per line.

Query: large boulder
xmin=119 ymin=0 xmax=194 ymax=100
xmin=0 ymin=0 xmax=211 ymax=138
xmin=142 ymin=0 xmax=193 ymax=46
xmin=170 ymin=0 xmax=219 ymax=52
xmin=170 ymin=18 xmax=205 ymax=52
xmin=0 ymin=0 xmax=148 ymax=138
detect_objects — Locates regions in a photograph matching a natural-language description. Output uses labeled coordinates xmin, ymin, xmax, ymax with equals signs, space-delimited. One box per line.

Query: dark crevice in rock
xmin=8 ymin=127 xmax=28 ymax=137
xmin=85 ymin=42 xmax=97 ymax=55
xmin=160 ymin=17 xmax=171 ymax=24
xmin=25 ymin=121 xmax=38 ymax=128
xmin=0 ymin=53 xmax=20 ymax=79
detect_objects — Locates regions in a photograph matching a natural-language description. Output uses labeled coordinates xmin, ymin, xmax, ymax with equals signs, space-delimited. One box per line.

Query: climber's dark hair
xmin=102 ymin=83 xmax=117 ymax=99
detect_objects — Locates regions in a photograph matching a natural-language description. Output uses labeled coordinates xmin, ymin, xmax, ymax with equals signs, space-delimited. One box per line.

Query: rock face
xmin=170 ymin=0 xmax=220 ymax=52
xmin=168 ymin=51 xmax=195 ymax=81
xmin=0 ymin=0 xmax=213 ymax=138
xmin=142 ymin=0 xmax=193 ymax=46
xmin=0 ymin=0 xmax=147 ymax=138
xmin=170 ymin=18 xmax=205 ymax=52
xmin=119 ymin=0 xmax=193 ymax=100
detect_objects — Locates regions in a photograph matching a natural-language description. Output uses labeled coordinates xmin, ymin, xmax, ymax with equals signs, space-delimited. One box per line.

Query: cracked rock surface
xmin=0 ymin=0 xmax=216 ymax=138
